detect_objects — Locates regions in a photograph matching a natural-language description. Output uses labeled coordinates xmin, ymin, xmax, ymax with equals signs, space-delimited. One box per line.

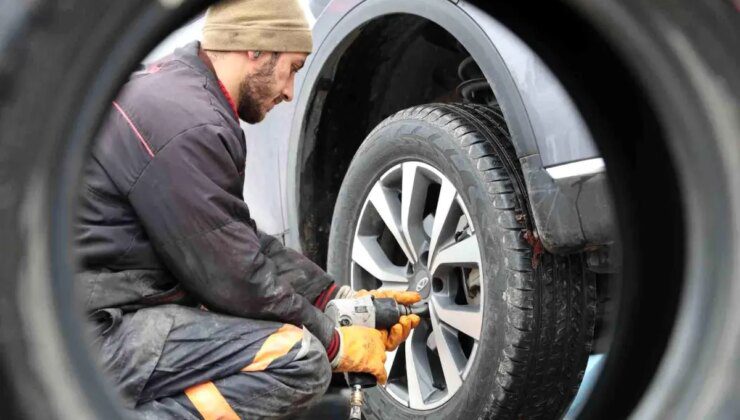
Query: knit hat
xmin=202 ymin=0 xmax=313 ymax=53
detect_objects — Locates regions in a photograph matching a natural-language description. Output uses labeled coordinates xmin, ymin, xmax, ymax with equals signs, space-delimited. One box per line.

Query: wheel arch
xmin=285 ymin=0 xmax=607 ymax=263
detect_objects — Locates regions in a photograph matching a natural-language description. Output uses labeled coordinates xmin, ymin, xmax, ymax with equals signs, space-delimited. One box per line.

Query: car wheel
xmin=327 ymin=103 xmax=597 ymax=419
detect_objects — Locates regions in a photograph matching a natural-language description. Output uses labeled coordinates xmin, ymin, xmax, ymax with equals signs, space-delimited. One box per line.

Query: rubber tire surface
xmin=327 ymin=103 xmax=597 ymax=419
xmin=2 ymin=1 xmax=738 ymax=419
xmin=0 ymin=1 xmax=204 ymax=418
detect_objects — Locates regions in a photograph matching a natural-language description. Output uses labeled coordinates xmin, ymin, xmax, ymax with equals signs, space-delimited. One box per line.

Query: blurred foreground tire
xmin=0 ymin=1 xmax=738 ymax=419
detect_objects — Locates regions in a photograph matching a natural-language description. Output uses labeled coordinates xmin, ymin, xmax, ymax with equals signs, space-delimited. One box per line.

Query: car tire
xmin=327 ymin=103 xmax=597 ymax=419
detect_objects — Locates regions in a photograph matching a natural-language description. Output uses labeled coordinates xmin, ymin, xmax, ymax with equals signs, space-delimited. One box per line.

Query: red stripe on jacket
xmin=112 ymin=101 xmax=155 ymax=158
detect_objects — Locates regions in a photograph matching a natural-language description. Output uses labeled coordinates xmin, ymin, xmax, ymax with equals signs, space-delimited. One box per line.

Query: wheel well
xmin=298 ymin=14 xmax=483 ymax=265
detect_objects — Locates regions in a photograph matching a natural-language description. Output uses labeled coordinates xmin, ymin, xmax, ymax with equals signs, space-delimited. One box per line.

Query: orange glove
xmin=333 ymin=326 xmax=388 ymax=384
xmin=379 ymin=314 xmax=421 ymax=351
xmin=355 ymin=289 xmax=422 ymax=306
xmin=355 ymin=289 xmax=422 ymax=351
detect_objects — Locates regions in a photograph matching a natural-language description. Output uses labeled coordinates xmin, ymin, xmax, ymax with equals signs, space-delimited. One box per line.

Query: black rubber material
xmin=327 ymin=103 xmax=596 ymax=419
xmin=0 ymin=1 xmax=208 ymax=418
xmin=1 ymin=1 xmax=738 ymax=419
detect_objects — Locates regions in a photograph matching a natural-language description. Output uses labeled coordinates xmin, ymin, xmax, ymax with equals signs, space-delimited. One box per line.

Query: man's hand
xmin=332 ymin=326 xmax=388 ymax=384
xmin=380 ymin=314 xmax=421 ymax=351
xmin=355 ymin=289 xmax=422 ymax=350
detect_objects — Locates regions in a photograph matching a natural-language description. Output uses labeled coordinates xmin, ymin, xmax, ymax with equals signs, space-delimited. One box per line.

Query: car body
xmin=253 ymin=0 xmax=614 ymax=260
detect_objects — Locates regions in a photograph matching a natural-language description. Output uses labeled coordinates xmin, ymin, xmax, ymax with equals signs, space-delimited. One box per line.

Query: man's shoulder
xmin=116 ymin=59 xmax=235 ymax=148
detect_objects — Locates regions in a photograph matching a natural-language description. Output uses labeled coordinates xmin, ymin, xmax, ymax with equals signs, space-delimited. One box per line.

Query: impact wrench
xmin=325 ymin=295 xmax=425 ymax=420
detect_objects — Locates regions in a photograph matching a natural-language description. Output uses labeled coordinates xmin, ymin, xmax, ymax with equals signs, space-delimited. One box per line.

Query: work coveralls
xmin=76 ymin=41 xmax=339 ymax=419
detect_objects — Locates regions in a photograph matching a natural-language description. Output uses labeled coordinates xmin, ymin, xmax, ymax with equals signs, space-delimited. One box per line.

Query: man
xmin=75 ymin=0 xmax=420 ymax=418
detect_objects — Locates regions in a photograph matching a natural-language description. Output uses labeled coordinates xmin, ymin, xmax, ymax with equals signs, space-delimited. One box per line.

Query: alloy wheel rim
xmin=350 ymin=161 xmax=484 ymax=410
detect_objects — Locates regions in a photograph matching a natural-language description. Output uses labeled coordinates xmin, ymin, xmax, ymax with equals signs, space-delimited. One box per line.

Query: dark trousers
xmin=91 ymin=304 xmax=332 ymax=419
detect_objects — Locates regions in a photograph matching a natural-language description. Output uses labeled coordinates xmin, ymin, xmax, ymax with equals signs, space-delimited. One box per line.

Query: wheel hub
xmin=411 ymin=268 xmax=432 ymax=298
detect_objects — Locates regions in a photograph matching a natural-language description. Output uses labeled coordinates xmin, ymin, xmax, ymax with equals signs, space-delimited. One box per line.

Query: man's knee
xmin=138 ymin=325 xmax=333 ymax=419
xmin=283 ymin=328 xmax=332 ymax=401
xmin=244 ymin=323 xmax=332 ymax=405
xmin=177 ymin=327 xmax=332 ymax=419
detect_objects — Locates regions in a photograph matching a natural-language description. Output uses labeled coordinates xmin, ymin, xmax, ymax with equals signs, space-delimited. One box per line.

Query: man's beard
xmin=237 ymin=57 xmax=278 ymax=123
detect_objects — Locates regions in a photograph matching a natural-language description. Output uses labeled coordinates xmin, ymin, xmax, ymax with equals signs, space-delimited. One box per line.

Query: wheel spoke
xmin=368 ymin=183 xmax=416 ymax=263
xmin=352 ymin=236 xmax=409 ymax=285
xmin=430 ymin=296 xmax=482 ymax=340
xmin=385 ymin=347 xmax=398 ymax=377
xmin=401 ymin=162 xmax=428 ymax=263
xmin=404 ymin=331 xmax=426 ymax=409
xmin=428 ymin=179 xmax=460 ymax=262
xmin=430 ymin=303 xmax=464 ymax=393
xmin=430 ymin=234 xmax=481 ymax=274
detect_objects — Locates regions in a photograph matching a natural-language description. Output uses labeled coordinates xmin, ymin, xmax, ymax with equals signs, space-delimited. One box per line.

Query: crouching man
xmin=76 ymin=0 xmax=420 ymax=418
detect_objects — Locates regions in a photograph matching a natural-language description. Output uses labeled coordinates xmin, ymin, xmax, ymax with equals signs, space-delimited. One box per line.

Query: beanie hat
xmin=202 ymin=0 xmax=313 ymax=53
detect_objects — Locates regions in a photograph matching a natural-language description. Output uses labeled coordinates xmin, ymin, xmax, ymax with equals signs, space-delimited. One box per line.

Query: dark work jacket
xmin=76 ymin=41 xmax=336 ymax=347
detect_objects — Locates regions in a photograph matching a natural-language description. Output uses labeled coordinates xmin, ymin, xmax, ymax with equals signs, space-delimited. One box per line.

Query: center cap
xmin=413 ymin=270 xmax=432 ymax=297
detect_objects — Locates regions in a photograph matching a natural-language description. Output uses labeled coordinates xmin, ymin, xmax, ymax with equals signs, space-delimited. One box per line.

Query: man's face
xmin=237 ymin=52 xmax=307 ymax=123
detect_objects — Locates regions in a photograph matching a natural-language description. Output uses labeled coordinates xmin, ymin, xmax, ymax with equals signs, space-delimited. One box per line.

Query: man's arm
xmin=126 ymin=123 xmax=336 ymax=347
xmin=256 ymin=231 xmax=338 ymax=309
